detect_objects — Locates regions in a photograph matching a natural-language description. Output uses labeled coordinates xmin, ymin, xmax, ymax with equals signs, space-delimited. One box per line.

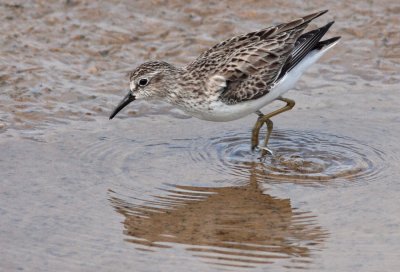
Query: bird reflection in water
xmin=109 ymin=168 xmax=328 ymax=269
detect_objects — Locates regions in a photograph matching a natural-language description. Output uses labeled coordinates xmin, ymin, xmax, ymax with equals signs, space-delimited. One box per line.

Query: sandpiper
xmin=110 ymin=10 xmax=340 ymax=156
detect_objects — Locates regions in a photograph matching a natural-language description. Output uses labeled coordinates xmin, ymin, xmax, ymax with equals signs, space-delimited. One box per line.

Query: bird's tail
xmin=278 ymin=21 xmax=341 ymax=80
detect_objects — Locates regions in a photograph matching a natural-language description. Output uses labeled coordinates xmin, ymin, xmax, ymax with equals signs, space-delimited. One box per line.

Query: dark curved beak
xmin=109 ymin=92 xmax=135 ymax=120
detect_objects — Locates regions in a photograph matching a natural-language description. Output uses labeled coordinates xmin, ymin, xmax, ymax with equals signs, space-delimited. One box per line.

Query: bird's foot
xmin=253 ymin=145 xmax=274 ymax=158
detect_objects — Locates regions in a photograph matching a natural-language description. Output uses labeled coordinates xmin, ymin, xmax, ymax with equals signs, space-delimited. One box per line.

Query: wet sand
xmin=1 ymin=1 xmax=400 ymax=271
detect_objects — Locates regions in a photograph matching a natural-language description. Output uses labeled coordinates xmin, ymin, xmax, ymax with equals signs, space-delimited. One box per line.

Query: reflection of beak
xmin=109 ymin=92 xmax=135 ymax=120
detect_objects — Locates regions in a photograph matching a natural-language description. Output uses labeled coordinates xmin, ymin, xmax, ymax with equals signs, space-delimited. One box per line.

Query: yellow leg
xmin=251 ymin=97 xmax=295 ymax=156
xmin=260 ymin=119 xmax=274 ymax=156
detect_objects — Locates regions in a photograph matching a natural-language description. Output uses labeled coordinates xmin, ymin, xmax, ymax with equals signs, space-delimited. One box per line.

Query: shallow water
xmin=1 ymin=1 xmax=400 ymax=271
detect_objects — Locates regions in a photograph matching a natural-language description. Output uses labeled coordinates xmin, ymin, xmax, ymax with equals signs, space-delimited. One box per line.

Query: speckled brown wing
xmin=216 ymin=33 xmax=300 ymax=104
xmin=186 ymin=10 xmax=328 ymax=104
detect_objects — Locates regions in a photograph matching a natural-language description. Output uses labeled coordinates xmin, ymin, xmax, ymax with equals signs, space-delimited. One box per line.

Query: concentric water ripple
xmin=188 ymin=130 xmax=386 ymax=185
xmin=76 ymin=129 xmax=387 ymax=269
xmin=77 ymin=129 xmax=386 ymax=187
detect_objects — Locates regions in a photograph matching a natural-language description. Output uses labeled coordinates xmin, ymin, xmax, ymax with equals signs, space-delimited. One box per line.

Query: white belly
xmin=192 ymin=82 xmax=287 ymax=122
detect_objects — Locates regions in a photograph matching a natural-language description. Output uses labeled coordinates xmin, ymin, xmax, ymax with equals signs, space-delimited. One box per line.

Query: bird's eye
xmin=138 ymin=78 xmax=148 ymax=86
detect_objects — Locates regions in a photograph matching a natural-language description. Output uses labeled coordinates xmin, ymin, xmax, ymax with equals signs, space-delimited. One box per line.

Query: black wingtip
xmin=326 ymin=36 xmax=341 ymax=43
xmin=314 ymin=36 xmax=341 ymax=50
xmin=326 ymin=20 xmax=335 ymax=28
xmin=318 ymin=21 xmax=335 ymax=35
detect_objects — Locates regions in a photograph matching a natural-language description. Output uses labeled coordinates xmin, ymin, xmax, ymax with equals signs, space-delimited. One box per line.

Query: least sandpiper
xmin=110 ymin=10 xmax=340 ymax=156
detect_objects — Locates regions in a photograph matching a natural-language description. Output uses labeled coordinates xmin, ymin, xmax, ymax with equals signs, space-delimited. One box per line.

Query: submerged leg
xmin=260 ymin=119 xmax=274 ymax=156
xmin=251 ymin=97 xmax=295 ymax=156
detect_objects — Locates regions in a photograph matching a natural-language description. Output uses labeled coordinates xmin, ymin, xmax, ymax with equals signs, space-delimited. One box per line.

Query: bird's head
xmin=109 ymin=61 xmax=178 ymax=119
